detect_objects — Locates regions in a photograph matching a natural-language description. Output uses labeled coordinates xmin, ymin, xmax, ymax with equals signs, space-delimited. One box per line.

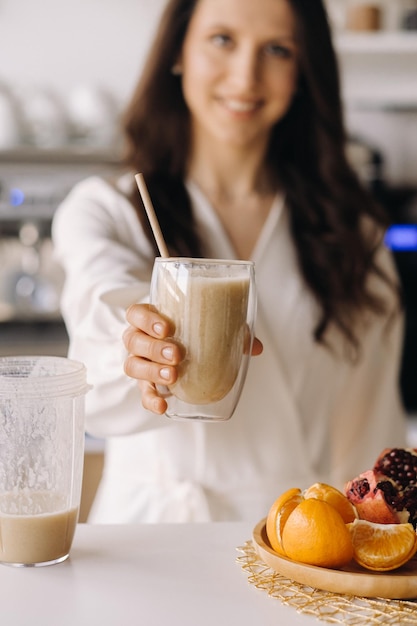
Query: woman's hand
xmin=123 ymin=303 xmax=263 ymax=415
xmin=123 ymin=303 xmax=182 ymax=415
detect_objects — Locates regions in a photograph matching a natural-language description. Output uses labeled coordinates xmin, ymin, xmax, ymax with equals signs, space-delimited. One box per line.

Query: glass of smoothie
xmin=0 ymin=356 xmax=91 ymax=567
xmin=150 ymin=257 xmax=256 ymax=421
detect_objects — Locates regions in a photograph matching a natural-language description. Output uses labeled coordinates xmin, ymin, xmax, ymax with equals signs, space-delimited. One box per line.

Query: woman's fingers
xmin=252 ymin=337 xmax=263 ymax=356
xmin=137 ymin=380 xmax=168 ymax=415
xmin=126 ymin=302 xmax=173 ymax=339
xmin=123 ymin=304 xmax=182 ymax=379
xmin=123 ymin=303 xmax=181 ymax=413
xmin=123 ymin=325 xmax=182 ymax=366
xmin=124 ymin=351 xmax=178 ymax=386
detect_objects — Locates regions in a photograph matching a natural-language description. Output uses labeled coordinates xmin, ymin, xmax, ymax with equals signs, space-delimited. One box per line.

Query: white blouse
xmin=52 ymin=174 xmax=407 ymax=523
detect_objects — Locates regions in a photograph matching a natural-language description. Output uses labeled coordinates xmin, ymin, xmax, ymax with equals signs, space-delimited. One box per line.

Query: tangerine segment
xmin=282 ymin=499 xmax=354 ymax=569
xmin=304 ymin=482 xmax=357 ymax=523
xmin=347 ymin=519 xmax=417 ymax=572
xmin=266 ymin=488 xmax=303 ymax=556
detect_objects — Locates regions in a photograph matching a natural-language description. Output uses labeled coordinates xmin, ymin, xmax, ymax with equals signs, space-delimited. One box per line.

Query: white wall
xmin=0 ymin=0 xmax=166 ymax=104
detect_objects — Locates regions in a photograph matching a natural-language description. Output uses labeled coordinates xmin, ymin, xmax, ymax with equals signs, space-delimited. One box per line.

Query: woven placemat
xmin=236 ymin=540 xmax=417 ymax=624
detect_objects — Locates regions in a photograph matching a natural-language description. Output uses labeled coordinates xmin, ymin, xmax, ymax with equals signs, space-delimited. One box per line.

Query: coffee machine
xmin=0 ymin=151 xmax=121 ymax=355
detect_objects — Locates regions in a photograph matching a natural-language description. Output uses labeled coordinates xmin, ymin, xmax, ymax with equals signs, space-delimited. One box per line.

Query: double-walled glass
xmin=150 ymin=258 xmax=256 ymax=421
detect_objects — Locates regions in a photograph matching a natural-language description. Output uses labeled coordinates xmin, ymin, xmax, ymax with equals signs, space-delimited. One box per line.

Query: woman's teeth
xmin=225 ymin=99 xmax=258 ymax=112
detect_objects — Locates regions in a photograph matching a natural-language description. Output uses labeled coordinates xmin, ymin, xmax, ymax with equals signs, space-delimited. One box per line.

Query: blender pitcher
xmin=0 ymin=356 xmax=91 ymax=566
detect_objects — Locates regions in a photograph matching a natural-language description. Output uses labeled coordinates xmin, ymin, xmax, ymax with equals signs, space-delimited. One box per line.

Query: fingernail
xmin=153 ymin=323 xmax=164 ymax=336
xmin=160 ymin=367 xmax=171 ymax=381
xmin=162 ymin=346 xmax=174 ymax=361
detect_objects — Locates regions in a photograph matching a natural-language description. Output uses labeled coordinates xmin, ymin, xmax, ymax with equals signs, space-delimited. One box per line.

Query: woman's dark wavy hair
xmin=122 ymin=0 xmax=399 ymax=355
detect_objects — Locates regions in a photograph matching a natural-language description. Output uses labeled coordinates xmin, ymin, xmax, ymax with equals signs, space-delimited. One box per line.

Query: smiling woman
xmin=179 ymin=0 xmax=300 ymax=156
xmin=52 ymin=0 xmax=407 ymax=525
xmin=175 ymin=0 xmax=301 ymax=258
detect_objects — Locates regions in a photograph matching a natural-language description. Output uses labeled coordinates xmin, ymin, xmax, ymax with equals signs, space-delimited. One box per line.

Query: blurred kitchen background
xmin=1 ymin=0 xmax=417 ymax=513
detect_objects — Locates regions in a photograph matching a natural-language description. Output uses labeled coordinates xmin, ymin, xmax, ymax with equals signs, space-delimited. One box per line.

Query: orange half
xmin=348 ymin=519 xmax=417 ymax=572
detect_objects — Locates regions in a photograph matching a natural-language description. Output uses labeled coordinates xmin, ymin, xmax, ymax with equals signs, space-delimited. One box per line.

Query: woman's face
xmin=179 ymin=0 xmax=299 ymax=153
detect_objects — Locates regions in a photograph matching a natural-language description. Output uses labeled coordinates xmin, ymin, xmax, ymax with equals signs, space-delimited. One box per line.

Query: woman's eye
xmin=264 ymin=43 xmax=293 ymax=58
xmin=210 ymin=33 xmax=232 ymax=48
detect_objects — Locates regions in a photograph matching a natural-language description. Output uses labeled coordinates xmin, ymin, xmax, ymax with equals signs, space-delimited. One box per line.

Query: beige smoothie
xmin=0 ymin=491 xmax=78 ymax=565
xmin=155 ymin=267 xmax=250 ymax=404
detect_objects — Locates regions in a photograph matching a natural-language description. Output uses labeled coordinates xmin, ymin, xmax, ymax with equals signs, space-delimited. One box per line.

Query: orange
xmin=347 ymin=519 xmax=417 ymax=571
xmin=282 ymin=498 xmax=354 ymax=568
xmin=304 ymin=482 xmax=357 ymax=523
xmin=266 ymin=488 xmax=303 ymax=556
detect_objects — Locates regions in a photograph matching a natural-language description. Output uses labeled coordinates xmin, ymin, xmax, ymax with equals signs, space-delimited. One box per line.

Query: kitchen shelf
xmin=336 ymin=31 xmax=417 ymax=54
xmin=0 ymin=145 xmax=123 ymax=165
xmin=344 ymin=98 xmax=417 ymax=112
xmin=334 ymin=30 xmax=417 ymax=110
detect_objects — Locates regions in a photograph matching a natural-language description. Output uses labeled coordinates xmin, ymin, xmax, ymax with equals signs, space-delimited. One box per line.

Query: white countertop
xmin=0 ymin=522 xmax=311 ymax=626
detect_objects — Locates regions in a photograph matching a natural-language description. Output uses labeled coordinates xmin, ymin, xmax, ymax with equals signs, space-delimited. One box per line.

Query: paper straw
xmin=135 ymin=173 xmax=170 ymax=258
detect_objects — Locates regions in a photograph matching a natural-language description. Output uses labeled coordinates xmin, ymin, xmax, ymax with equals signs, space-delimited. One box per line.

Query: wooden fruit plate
xmin=252 ymin=518 xmax=417 ymax=599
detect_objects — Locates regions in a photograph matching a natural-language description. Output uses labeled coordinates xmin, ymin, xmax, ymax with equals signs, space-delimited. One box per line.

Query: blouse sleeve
xmin=52 ymin=176 xmax=172 ymax=437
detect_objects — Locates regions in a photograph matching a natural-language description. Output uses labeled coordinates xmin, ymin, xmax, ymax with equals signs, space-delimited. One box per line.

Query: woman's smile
xmin=217 ymin=95 xmax=263 ymax=116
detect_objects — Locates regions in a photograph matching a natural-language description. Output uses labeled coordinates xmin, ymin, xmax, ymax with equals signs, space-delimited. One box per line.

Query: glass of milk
xmin=0 ymin=356 xmax=91 ymax=566
xmin=150 ymin=258 xmax=256 ymax=421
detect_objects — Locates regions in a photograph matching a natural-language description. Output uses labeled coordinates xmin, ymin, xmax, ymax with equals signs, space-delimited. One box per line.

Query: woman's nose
xmin=228 ymin=48 xmax=260 ymax=89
